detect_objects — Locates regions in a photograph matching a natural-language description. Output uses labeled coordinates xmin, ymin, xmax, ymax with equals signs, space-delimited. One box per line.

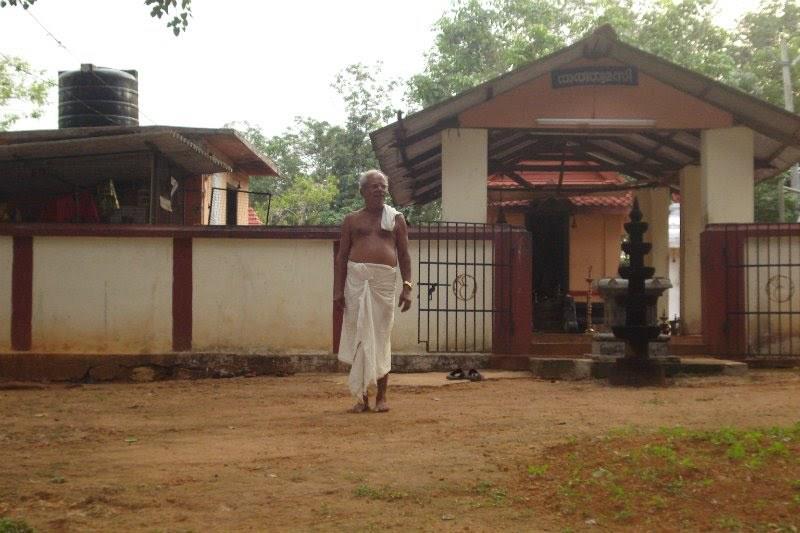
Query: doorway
xmin=226 ymin=187 xmax=238 ymax=226
xmin=526 ymin=200 xmax=570 ymax=331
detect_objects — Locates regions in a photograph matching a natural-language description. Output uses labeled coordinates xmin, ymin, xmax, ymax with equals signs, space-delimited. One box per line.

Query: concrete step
xmin=530 ymin=333 xmax=591 ymax=356
xmin=529 ymin=333 xmax=710 ymax=358
xmin=528 ymin=342 xmax=591 ymax=356
xmin=668 ymin=335 xmax=710 ymax=356
xmin=527 ymin=356 xmax=748 ymax=380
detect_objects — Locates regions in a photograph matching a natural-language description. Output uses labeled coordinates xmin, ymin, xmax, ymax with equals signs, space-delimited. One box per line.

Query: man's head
xmin=358 ymin=169 xmax=388 ymax=209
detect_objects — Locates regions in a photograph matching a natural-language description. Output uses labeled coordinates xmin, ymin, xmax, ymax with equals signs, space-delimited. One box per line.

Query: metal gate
xmin=715 ymin=224 xmax=800 ymax=359
xmin=416 ymin=222 xmax=514 ymax=352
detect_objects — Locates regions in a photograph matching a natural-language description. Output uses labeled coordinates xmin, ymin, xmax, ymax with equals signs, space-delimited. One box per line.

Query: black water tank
xmin=58 ymin=64 xmax=139 ymax=128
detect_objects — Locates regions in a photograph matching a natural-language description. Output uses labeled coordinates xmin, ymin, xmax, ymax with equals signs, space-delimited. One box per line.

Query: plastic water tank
xmin=58 ymin=64 xmax=139 ymax=128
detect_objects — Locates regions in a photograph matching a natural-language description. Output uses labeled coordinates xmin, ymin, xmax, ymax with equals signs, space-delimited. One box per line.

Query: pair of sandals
xmin=446 ymin=368 xmax=483 ymax=381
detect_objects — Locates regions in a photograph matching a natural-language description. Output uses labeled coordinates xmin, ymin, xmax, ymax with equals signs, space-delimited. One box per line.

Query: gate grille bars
xmin=704 ymin=223 xmax=800 ymax=360
xmin=416 ymin=222 xmax=514 ymax=353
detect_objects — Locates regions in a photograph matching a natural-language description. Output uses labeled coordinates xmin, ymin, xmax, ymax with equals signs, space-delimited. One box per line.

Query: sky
xmin=0 ymin=0 xmax=765 ymax=137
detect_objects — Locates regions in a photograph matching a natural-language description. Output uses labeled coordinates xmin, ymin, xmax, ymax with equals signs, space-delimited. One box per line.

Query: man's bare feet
xmin=348 ymin=394 xmax=370 ymax=413
xmin=374 ymin=375 xmax=389 ymax=412
xmin=348 ymin=402 xmax=370 ymax=413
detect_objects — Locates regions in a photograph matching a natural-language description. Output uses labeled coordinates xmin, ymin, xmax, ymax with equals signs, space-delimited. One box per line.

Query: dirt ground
xmin=1 ymin=369 xmax=799 ymax=532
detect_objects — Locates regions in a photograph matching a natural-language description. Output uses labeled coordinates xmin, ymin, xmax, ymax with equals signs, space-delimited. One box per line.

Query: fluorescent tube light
xmin=537 ymin=118 xmax=656 ymax=127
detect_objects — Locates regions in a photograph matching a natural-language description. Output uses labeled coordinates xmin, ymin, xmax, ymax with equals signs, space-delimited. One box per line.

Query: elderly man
xmin=335 ymin=169 xmax=412 ymax=413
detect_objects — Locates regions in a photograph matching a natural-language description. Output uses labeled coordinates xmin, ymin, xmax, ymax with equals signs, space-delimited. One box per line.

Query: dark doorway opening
xmin=527 ymin=199 xmax=571 ymax=331
xmin=226 ymin=187 xmax=238 ymax=226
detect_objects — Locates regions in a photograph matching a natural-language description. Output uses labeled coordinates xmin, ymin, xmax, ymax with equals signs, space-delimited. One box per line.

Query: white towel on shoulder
xmin=337 ymin=261 xmax=397 ymax=398
xmin=381 ymin=204 xmax=401 ymax=231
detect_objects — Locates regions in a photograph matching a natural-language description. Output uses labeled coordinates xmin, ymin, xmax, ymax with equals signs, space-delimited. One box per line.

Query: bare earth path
xmin=1 ymin=370 xmax=799 ymax=532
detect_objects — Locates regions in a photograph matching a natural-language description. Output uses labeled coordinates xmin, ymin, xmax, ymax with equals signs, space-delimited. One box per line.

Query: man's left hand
xmin=398 ymin=286 xmax=412 ymax=312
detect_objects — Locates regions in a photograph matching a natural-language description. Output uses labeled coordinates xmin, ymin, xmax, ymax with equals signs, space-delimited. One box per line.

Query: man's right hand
xmin=334 ymin=293 xmax=346 ymax=311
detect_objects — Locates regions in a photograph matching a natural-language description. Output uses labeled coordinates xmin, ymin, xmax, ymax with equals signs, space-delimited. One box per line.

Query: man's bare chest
xmin=351 ymin=220 xmax=394 ymax=241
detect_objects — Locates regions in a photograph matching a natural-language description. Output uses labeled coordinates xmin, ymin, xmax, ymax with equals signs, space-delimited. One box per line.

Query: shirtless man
xmin=334 ymin=170 xmax=412 ymax=413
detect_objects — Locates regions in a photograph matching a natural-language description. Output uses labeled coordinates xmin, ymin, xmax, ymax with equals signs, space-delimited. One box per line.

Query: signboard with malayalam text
xmin=551 ymin=66 xmax=638 ymax=89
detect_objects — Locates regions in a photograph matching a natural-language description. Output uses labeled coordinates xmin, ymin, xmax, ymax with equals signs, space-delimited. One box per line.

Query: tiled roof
xmin=247 ymin=207 xmax=263 ymax=225
xmin=488 ymin=166 xmax=625 ymax=190
xmin=491 ymin=191 xmax=632 ymax=209
xmin=571 ymin=192 xmax=633 ymax=207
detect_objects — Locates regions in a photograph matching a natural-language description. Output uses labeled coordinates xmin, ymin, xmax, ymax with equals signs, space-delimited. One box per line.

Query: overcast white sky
xmin=0 ymin=0 xmax=764 ymax=136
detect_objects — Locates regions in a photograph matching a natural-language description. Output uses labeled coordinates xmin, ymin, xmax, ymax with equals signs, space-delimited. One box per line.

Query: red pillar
xmin=510 ymin=230 xmax=533 ymax=354
xmin=493 ymin=228 xmax=532 ymax=355
xmin=11 ymin=236 xmax=33 ymax=351
xmin=701 ymin=225 xmax=744 ymax=358
xmin=172 ymin=237 xmax=193 ymax=351
xmin=332 ymin=240 xmax=343 ymax=353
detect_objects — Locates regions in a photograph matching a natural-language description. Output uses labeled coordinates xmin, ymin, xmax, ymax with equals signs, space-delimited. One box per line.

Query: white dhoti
xmin=337 ymin=261 xmax=397 ymax=398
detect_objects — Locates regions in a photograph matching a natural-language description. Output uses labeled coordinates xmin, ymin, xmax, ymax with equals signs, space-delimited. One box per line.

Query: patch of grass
xmin=353 ymin=484 xmax=407 ymax=501
xmin=473 ymin=480 xmax=508 ymax=506
xmin=526 ymin=464 xmax=549 ymax=477
xmin=519 ymin=423 xmax=800 ymax=531
xmin=0 ymin=518 xmax=34 ymax=533
xmin=649 ymin=495 xmax=667 ymax=510
xmin=716 ymin=515 xmax=744 ymax=531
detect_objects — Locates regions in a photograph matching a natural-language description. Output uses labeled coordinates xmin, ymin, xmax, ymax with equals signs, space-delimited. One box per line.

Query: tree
xmin=266 ymin=175 xmax=339 ymax=226
xmin=0 ymin=55 xmax=52 ymax=131
xmin=755 ymin=174 xmax=800 ymax=221
xmin=732 ymin=1 xmax=800 ymax=108
xmin=408 ymin=0 xmax=737 ymax=108
xmin=236 ymin=63 xmax=443 ymax=225
xmin=0 ymin=0 xmax=192 ymax=35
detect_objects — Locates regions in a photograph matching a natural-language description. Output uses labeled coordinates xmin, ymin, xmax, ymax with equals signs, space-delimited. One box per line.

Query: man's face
xmin=361 ymin=174 xmax=388 ymax=207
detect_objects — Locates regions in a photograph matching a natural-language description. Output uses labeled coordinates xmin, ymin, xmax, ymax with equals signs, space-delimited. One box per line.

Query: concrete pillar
xmin=680 ymin=165 xmax=702 ymax=335
xmin=636 ymin=187 xmax=671 ymax=317
xmin=701 ymin=127 xmax=755 ymax=225
xmin=441 ymin=128 xmax=488 ymax=223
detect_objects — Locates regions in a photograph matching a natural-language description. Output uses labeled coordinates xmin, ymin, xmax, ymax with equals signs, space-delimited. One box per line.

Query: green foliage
xmin=144 ymin=0 xmax=192 ymax=36
xmin=732 ymin=0 xmax=800 ymax=107
xmin=0 ymin=517 xmax=33 ymax=533
xmin=0 ymin=55 xmax=53 ymax=131
xmin=755 ymin=174 xmax=800 ymax=222
xmin=408 ymin=0 xmax=739 ymax=108
xmin=266 ymin=175 xmax=338 ymax=226
xmin=0 ymin=0 xmax=192 ymax=35
xmin=234 ymin=63 xmax=443 ymax=225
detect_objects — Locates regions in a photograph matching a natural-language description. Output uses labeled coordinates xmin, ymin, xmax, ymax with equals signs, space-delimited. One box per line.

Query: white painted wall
xmin=701 ymin=127 xmax=755 ymax=225
xmin=744 ymin=236 xmax=800 ymax=354
xmin=680 ymin=165 xmax=703 ymax=335
xmin=31 ymin=237 xmax=173 ymax=353
xmin=0 ymin=237 xmax=12 ymax=351
xmin=5 ymin=235 xmax=494 ymax=355
xmin=193 ymin=239 xmax=334 ymax=353
xmin=668 ymin=247 xmax=681 ymax=323
xmin=441 ymin=128 xmax=488 ymax=223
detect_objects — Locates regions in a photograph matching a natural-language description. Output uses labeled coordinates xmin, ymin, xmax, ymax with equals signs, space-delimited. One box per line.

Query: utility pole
xmin=781 ymin=38 xmax=800 ymax=221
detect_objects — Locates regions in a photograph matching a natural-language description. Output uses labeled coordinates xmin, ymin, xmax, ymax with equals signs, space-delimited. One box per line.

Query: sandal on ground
xmin=446 ymin=368 xmax=467 ymax=380
xmin=467 ymin=369 xmax=483 ymax=382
